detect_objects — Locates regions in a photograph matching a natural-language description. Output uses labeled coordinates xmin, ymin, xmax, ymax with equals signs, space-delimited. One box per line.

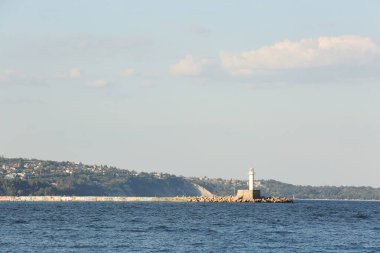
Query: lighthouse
xmin=236 ymin=168 xmax=261 ymax=200
xmin=248 ymin=168 xmax=254 ymax=191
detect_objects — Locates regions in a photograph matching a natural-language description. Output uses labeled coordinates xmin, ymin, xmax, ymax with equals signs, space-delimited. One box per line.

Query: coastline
xmin=1 ymin=196 xmax=378 ymax=202
xmin=0 ymin=196 xmax=188 ymax=202
xmin=0 ymin=195 xmax=292 ymax=203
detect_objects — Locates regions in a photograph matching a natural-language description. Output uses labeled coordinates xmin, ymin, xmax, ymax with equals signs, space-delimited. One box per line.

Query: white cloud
xmin=87 ymin=79 xmax=108 ymax=88
xmin=220 ymin=35 xmax=380 ymax=75
xmin=0 ymin=70 xmax=47 ymax=86
xmin=56 ymin=68 xmax=82 ymax=80
xmin=170 ymin=55 xmax=210 ymax=76
xmin=120 ymin=68 xmax=135 ymax=77
xmin=0 ymin=69 xmax=24 ymax=82
xmin=69 ymin=68 xmax=81 ymax=79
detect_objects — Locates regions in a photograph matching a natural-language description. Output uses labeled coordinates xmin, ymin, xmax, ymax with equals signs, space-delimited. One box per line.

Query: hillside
xmin=0 ymin=157 xmax=202 ymax=196
xmin=1 ymin=157 xmax=379 ymax=199
xmin=190 ymin=178 xmax=380 ymax=200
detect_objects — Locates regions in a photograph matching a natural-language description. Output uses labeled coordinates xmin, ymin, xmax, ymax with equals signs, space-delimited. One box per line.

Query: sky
xmin=1 ymin=0 xmax=380 ymax=187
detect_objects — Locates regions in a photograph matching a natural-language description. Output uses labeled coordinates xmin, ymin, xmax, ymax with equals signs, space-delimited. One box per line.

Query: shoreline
xmin=0 ymin=196 xmax=292 ymax=203
xmin=0 ymin=196 xmax=188 ymax=202
xmin=0 ymin=196 xmax=378 ymax=202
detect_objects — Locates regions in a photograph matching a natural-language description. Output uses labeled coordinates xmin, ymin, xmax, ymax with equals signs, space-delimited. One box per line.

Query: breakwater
xmin=0 ymin=196 xmax=188 ymax=202
xmin=187 ymin=196 xmax=293 ymax=203
xmin=0 ymin=196 xmax=293 ymax=203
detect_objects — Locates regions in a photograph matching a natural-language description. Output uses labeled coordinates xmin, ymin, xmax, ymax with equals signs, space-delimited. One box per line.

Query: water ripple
xmin=0 ymin=200 xmax=379 ymax=252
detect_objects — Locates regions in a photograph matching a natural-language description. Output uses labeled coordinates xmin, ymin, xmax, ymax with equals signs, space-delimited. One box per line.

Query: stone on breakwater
xmin=0 ymin=195 xmax=292 ymax=203
xmin=186 ymin=196 xmax=293 ymax=203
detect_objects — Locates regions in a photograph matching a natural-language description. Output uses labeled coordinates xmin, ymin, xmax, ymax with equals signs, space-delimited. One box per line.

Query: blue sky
xmin=1 ymin=1 xmax=380 ymax=186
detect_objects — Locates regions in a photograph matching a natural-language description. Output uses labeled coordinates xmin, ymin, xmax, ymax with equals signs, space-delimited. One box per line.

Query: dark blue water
xmin=0 ymin=200 xmax=379 ymax=252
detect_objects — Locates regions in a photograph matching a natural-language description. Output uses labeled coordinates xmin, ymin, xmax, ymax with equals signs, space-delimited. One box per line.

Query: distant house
xmin=5 ymin=173 xmax=17 ymax=179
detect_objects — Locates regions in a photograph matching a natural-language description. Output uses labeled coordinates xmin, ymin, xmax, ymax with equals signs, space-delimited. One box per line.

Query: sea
xmin=0 ymin=200 xmax=379 ymax=252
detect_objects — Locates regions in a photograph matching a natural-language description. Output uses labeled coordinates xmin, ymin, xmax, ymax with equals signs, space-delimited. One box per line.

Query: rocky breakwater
xmin=187 ymin=195 xmax=293 ymax=203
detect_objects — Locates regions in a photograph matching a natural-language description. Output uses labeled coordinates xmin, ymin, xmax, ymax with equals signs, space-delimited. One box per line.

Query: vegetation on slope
xmin=188 ymin=178 xmax=380 ymax=200
xmin=0 ymin=157 xmax=200 ymax=196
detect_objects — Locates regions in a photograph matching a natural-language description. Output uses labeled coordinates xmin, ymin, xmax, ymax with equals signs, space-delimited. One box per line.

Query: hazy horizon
xmin=1 ymin=1 xmax=380 ymax=187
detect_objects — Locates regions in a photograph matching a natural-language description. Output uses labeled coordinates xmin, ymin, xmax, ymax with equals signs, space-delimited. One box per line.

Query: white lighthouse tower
xmin=236 ymin=167 xmax=261 ymax=200
xmin=248 ymin=168 xmax=254 ymax=191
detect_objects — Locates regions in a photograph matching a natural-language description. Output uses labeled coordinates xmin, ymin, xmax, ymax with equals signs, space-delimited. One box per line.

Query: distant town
xmin=1 ymin=156 xmax=140 ymax=180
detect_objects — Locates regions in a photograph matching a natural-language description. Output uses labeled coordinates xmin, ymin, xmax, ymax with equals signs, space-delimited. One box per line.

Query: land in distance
xmin=1 ymin=156 xmax=379 ymax=200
